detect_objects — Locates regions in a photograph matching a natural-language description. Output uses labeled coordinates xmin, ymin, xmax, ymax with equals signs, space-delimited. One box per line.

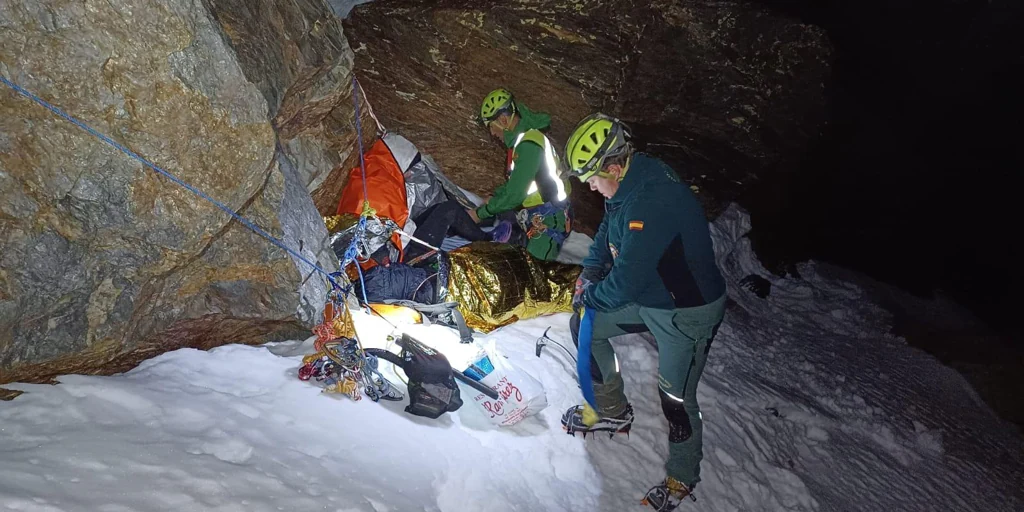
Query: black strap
xmin=384 ymin=299 xmax=474 ymax=343
xmin=450 ymin=308 xmax=473 ymax=343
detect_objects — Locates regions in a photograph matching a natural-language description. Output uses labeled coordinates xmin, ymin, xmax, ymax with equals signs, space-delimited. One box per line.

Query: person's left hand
xmin=573 ymin=267 xmax=604 ymax=313
xmin=572 ymin=276 xmax=594 ymax=314
xmin=466 ymin=208 xmax=481 ymax=224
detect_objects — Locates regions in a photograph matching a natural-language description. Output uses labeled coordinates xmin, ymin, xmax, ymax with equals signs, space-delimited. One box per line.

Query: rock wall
xmin=197 ymin=0 xmax=376 ymax=213
xmin=0 ymin=0 xmax=830 ymax=387
xmin=0 ymin=0 xmax=364 ymax=387
xmin=345 ymin=0 xmax=831 ymax=227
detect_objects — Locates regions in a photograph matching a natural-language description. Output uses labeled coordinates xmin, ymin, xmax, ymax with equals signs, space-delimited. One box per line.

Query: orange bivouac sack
xmin=336 ymin=138 xmax=409 ymax=266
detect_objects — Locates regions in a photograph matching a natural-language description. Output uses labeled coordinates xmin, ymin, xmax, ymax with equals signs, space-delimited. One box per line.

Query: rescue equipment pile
xmin=323 ymin=132 xmax=580 ymax=332
xmin=301 ymin=295 xmax=549 ymax=425
xmin=299 ymin=128 xmax=577 ymax=426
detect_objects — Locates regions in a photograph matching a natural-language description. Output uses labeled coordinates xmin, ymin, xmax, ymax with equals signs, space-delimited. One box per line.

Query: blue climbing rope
xmin=338 ymin=217 xmax=371 ymax=307
xmin=349 ymin=76 xmax=374 ymax=308
xmin=1 ymin=74 xmax=342 ymax=291
xmin=352 ymin=75 xmax=371 ymax=217
xmin=354 ymin=256 xmax=371 ymax=306
xmin=3 ymin=69 xmax=405 ymax=399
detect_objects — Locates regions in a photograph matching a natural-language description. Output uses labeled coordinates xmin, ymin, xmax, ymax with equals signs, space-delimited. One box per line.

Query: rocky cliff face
xmin=0 ymin=0 xmax=831 ymax=389
xmin=344 ymin=0 xmax=832 ymax=229
xmin=0 ymin=0 xmax=364 ymax=388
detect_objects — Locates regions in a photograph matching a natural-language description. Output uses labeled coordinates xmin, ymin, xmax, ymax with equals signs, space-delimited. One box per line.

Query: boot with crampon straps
xmin=560 ymin=403 xmax=634 ymax=439
xmin=641 ymin=476 xmax=696 ymax=511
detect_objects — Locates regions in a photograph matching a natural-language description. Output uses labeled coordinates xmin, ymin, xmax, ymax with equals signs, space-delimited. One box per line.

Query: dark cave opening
xmin=739 ymin=0 xmax=1021 ymax=339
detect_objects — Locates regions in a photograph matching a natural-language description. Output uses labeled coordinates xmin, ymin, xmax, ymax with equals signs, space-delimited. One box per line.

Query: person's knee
xmin=659 ymin=388 xmax=693 ymax=443
xmin=437 ymin=200 xmax=461 ymax=213
xmin=438 ymin=200 xmax=461 ymax=223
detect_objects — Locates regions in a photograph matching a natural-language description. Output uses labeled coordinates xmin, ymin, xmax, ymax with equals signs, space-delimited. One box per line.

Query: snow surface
xmin=326 ymin=0 xmax=373 ymax=19
xmin=2 ymin=205 xmax=1022 ymax=512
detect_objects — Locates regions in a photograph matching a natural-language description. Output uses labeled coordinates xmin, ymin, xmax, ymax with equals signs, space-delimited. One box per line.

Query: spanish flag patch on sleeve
xmin=628 ymin=220 xmax=644 ymax=231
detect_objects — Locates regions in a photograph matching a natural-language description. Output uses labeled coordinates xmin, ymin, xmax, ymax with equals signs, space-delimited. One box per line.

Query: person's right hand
xmin=466 ymin=208 xmax=481 ymax=224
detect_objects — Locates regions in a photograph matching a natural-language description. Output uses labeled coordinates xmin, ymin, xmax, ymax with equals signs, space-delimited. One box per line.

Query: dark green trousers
xmin=573 ymin=294 xmax=726 ymax=487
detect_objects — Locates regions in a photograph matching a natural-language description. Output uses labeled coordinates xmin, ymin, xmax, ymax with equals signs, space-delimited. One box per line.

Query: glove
xmin=572 ymin=277 xmax=590 ymax=313
xmin=573 ymin=267 xmax=605 ymax=312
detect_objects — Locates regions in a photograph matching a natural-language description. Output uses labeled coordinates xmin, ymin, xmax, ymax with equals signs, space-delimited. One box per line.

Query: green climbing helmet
xmin=480 ymin=88 xmax=516 ymax=125
xmin=564 ymin=113 xmax=632 ymax=182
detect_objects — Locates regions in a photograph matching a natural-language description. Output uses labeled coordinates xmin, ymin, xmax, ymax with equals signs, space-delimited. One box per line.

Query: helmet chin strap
xmin=594 ymin=148 xmax=634 ymax=182
xmin=503 ymin=113 xmax=519 ymax=132
xmin=488 ymin=112 xmax=517 ymax=133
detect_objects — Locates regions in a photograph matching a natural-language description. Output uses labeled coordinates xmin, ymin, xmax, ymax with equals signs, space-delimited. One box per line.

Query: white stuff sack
xmin=462 ymin=342 xmax=547 ymax=427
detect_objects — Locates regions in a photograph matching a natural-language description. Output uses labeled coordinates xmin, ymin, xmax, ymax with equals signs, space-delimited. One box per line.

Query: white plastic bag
xmin=462 ymin=342 xmax=547 ymax=427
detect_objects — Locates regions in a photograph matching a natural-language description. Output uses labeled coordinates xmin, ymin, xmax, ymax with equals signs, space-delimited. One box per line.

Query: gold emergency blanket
xmin=323 ymin=213 xmax=358 ymax=234
xmin=446 ymin=242 xmax=580 ymax=332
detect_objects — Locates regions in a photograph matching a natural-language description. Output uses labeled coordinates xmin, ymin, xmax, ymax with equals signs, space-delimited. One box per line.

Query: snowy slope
xmin=2 ymin=206 xmax=1022 ymax=512
xmin=326 ymin=0 xmax=373 ymax=19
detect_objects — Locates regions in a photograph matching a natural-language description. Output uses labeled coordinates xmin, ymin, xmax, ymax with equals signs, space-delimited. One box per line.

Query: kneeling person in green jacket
xmin=472 ymin=89 xmax=572 ymax=261
xmin=560 ymin=114 xmax=727 ymax=511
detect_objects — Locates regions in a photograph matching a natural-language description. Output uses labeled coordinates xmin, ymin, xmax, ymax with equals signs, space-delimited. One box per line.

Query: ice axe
xmin=535 ymin=327 xmax=577 ymax=364
xmin=534 ymin=313 xmax=598 ymax=413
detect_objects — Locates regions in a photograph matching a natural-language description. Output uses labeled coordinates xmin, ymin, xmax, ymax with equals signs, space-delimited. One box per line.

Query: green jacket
xmin=476 ymin=104 xmax=570 ymax=261
xmin=582 ymin=154 xmax=726 ymax=311
xmin=476 ymin=104 xmax=557 ymax=220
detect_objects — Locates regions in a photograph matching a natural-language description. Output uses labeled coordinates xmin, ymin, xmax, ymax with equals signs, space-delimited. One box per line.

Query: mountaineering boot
xmin=561 ymin=403 xmax=633 ymax=438
xmin=490 ymin=221 xmax=513 ymax=243
xmin=641 ymin=477 xmax=696 ymax=511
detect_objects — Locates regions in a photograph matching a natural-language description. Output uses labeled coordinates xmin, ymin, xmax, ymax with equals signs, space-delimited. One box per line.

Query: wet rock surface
xmin=344 ymin=0 xmax=832 ymax=230
xmin=0 ymin=0 xmax=832 ymax=389
xmin=0 ymin=0 xmax=354 ymax=386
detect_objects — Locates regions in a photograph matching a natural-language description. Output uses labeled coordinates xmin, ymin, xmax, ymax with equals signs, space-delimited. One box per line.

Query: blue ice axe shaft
xmin=576 ymin=307 xmax=598 ymax=410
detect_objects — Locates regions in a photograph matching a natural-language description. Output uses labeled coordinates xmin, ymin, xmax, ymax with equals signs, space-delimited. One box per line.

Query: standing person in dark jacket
xmin=559 ymin=114 xmax=727 ymax=511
